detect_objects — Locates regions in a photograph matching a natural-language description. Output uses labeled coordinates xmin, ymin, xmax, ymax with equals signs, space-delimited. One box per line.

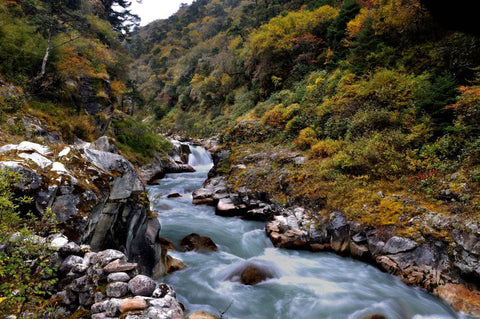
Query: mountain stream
xmin=147 ymin=145 xmax=464 ymax=319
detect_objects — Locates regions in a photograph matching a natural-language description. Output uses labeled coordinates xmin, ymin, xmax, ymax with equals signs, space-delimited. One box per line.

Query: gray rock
xmin=93 ymin=249 xmax=126 ymax=266
xmin=352 ymin=232 xmax=367 ymax=244
xmin=71 ymin=263 xmax=89 ymax=273
xmin=294 ymin=156 xmax=306 ymax=165
xmin=308 ymin=224 xmax=328 ymax=244
xmin=59 ymin=241 xmax=82 ymax=255
xmin=11 ymin=165 xmax=44 ymax=192
xmin=0 ymin=141 xmax=51 ymax=156
xmin=89 ymin=136 xmax=118 ymax=153
xmin=91 ymin=301 xmax=108 ymax=314
xmin=327 ymin=212 xmax=350 ymax=253
xmin=152 ymin=283 xmax=176 ymax=299
xmin=48 ymin=234 xmax=69 ymax=251
xmin=59 ymin=255 xmax=84 ymax=274
xmin=94 ymin=291 xmax=105 ymax=303
xmin=82 ymin=149 xmax=143 ymax=200
xmin=51 ymin=194 xmax=80 ymax=222
xmin=145 ymin=307 xmax=183 ymax=319
xmin=17 ymin=152 xmax=52 ymax=169
xmin=128 ymin=275 xmax=156 ymax=296
xmin=104 ymin=259 xmax=137 ymax=273
xmin=70 ymin=275 xmax=90 ymax=293
xmin=105 ymin=298 xmax=123 ymax=317
xmin=146 ymin=295 xmax=184 ymax=318
xmin=383 ymin=236 xmax=418 ymax=254
xmin=453 ymin=230 xmax=480 ymax=256
xmin=286 ymin=214 xmax=300 ymax=231
xmin=107 ymin=272 xmax=131 ymax=282
xmin=106 ymin=282 xmax=129 ymax=298
xmin=83 ymin=252 xmax=97 ymax=266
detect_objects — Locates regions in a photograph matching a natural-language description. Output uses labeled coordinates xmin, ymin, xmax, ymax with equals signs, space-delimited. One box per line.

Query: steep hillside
xmin=129 ymin=0 xmax=480 ymax=215
xmin=0 ymin=2 xmax=173 ymax=315
xmin=0 ymin=0 xmax=171 ymax=164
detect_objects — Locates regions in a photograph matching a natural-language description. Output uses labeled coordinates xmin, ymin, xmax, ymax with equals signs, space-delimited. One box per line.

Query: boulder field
xmin=46 ymin=235 xmax=184 ymax=318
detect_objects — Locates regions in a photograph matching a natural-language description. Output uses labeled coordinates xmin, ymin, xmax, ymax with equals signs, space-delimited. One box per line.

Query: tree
xmin=100 ymin=0 xmax=141 ymax=37
xmin=325 ymin=0 xmax=360 ymax=67
xmin=34 ymin=0 xmax=85 ymax=82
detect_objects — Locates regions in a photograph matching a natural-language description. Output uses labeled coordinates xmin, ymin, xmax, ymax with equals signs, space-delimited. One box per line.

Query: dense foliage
xmin=0 ymin=169 xmax=58 ymax=316
xmin=128 ymin=0 xmax=480 ymax=222
xmin=0 ymin=0 xmax=170 ymax=162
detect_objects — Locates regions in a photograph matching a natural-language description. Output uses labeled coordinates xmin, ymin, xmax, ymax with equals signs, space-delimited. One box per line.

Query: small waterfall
xmin=188 ymin=145 xmax=213 ymax=167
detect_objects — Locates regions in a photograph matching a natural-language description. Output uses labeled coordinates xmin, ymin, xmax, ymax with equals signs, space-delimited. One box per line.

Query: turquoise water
xmin=147 ymin=146 xmax=462 ymax=319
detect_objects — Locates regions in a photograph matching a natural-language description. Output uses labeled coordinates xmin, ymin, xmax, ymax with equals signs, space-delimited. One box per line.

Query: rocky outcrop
xmin=138 ymin=139 xmax=194 ymax=185
xmin=48 ymin=235 xmax=183 ymax=318
xmin=192 ymin=176 xmax=276 ymax=221
xmin=265 ymin=208 xmax=480 ymax=315
xmin=0 ymin=138 xmax=165 ymax=277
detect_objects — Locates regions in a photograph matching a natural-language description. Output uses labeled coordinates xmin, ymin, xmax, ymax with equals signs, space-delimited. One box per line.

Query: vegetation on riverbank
xmin=128 ymin=0 xmax=480 ymax=239
xmin=0 ymin=169 xmax=59 ymax=316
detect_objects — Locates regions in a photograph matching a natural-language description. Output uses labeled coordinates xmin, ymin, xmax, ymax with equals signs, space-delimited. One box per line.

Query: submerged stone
xmin=180 ymin=233 xmax=218 ymax=252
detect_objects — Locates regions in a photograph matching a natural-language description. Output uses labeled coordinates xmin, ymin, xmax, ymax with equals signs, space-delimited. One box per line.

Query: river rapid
xmin=147 ymin=145 xmax=464 ymax=319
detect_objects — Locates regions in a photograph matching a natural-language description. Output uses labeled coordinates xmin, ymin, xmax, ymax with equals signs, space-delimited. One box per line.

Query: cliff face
xmin=0 ymin=137 xmax=165 ymax=277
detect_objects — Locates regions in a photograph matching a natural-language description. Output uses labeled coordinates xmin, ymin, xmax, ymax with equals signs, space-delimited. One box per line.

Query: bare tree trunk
xmin=34 ymin=23 xmax=53 ymax=82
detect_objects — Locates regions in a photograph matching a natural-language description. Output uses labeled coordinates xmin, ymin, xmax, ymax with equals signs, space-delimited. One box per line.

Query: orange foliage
xmin=110 ymin=79 xmax=126 ymax=96
xmin=445 ymin=86 xmax=480 ymax=110
xmin=55 ymin=46 xmax=95 ymax=80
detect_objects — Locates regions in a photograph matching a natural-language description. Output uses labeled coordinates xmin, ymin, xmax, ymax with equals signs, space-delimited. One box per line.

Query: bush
xmin=294 ymin=127 xmax=318 ymax=150
xmin=0 ymin=169 xmax=58 ymax=316
xmin=311 ymin=139 xmax=343 ymax=158
xmin=112 ymin=118 xmax=173 ymax=162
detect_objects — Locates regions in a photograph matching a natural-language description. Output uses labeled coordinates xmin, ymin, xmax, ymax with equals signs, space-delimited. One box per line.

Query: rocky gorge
xmin=0 ymin=134 xmax=199 ymax=318
xmin=2 ymin=134 xmax=480 ymax=318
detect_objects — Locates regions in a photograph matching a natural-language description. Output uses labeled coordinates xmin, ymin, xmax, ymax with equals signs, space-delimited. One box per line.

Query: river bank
xmin=187 ymin=140 xmax=480 ymax=318
xmin=146 ymin=143 xmax=465 ymax=319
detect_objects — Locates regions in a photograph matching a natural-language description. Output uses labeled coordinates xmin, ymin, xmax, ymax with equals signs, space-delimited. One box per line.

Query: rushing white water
xmin=147 ymin=146 xmax=464 ymax=319
xmin=188 ymin=145 xmax=213 ymax=167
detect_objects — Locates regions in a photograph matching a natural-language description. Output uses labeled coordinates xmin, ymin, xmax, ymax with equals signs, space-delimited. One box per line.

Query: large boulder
xmin=0 ymin=138 xmax=165 ymax=277
xmin=223 ymin=262 xmax=279 ymax=286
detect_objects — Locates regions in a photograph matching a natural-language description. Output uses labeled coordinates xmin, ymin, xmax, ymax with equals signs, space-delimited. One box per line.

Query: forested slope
xmin=129 ymin=0 xmax=480 ymax=234
xmin=0 ymin=0 xmax=171 ymax=164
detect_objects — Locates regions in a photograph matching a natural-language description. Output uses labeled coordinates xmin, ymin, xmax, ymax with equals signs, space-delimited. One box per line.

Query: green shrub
xmin=112 ymin=118 xmax=173 ymax=162
xmin=294 ymin=127 xmax=318 ymax=150
xmin=0 ymin=169 xmax=58 ymax=316
xmin=311 ymin=139 xmax=343 ymax=158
